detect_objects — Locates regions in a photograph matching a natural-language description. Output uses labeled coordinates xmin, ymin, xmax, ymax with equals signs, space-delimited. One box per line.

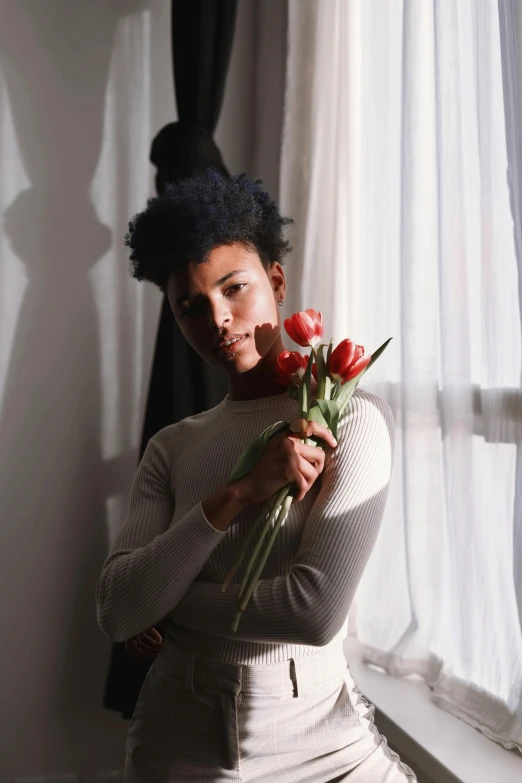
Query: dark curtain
xmin=102 ymin=0 xmax=238 ymax=719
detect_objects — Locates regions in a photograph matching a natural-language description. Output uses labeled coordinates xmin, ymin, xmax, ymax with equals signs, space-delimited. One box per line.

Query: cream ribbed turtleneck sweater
xmin=96 ymin=385 xmax=395 ymax=664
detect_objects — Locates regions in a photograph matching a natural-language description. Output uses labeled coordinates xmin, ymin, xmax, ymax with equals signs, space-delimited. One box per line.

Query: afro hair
xmin=124 ymin=168 xmax=294 ymax=294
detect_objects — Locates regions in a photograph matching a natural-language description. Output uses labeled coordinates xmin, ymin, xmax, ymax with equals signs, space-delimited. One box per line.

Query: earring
xmin=278 ymin=299 xmax=284 ymax=307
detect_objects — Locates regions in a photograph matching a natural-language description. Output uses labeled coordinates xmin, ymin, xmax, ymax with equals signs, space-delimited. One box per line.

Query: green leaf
xmin=336 ymin=375 xmax=359 ymax=411
xmin=226 ymin=420 xmax=291 ymax=486
xmin=307 ymin=403 xmax=328 ymax=429
xmin=336 ymin=337 xmax=393 ymax=416
xmin=365 ymin=337 xmax=393 ymax=373
xmin=331 ymin=381 xmax=341 ymax=400
xmin=311 ymin=398 xmax=340 ymax=440
xmin=298 ymin=373 xmax=307 ymax=417
xmin=298 ymin=351 xmax=313 ymax=418
xmin=326 ymin=337 xmax=334 ymax=365
xmin=315 ymin=344 xmax=327 ymax=399
xmin=324 ymin=376 xmax=332 ymax=400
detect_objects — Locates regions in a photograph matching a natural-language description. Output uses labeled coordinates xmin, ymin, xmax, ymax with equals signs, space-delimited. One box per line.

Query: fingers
xmin=289 ymin=418 xmax=308 ymax=433
xmin=143 ymin=627 xmax=163 ymax=644
xmin=125 ymin=627 xmax=164 ymax=660
xmin=292 ymin=452 xmax=322 ymax=503
xmin=140 ymin=634 xmax=162 ymax=654
xmin=297 ymin=441 xmax=326 ymax=467
xmin=289 ymin=419 xmax=337 ymax=449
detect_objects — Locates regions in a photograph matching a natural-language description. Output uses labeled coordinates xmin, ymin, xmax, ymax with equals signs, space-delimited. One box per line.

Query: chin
xmin=228 ymin=353 xmax=265 ymax=375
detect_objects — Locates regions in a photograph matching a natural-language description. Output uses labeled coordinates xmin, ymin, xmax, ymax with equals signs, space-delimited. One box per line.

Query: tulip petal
xmin=329 ymin=339 xmax=356 ymax=376
xmin=278 ymin=351 xmax=300 ymax=373
xmin=344 ymin=353 xmax=371 ymax=381
xmin=276 ymin=349 xmax=292 ymax=366
xmin=352 ymin=344 xmax=364 ymax=363
xmin=283 ymin=317 xmax=297 ymax=343
xmin=285 ymin=309 xmax=325 ymax=347
xmin=284 ymin=314 xmax=312 ymax=347
xmin=305 ymin=308 xmax=324 ymax=335
xmin=299 ymin=312 xmax=316 ymax=338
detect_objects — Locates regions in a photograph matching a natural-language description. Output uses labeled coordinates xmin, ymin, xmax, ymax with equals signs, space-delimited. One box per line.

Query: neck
xmin=227 ymin=338 xmax=288 ymax=402
xmin=227 ymin=377 xmax=287 ymax=402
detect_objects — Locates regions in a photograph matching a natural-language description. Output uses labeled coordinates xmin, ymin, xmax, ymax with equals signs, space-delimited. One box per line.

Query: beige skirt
xmin=124 ymin=641 xmax=417 ymax=782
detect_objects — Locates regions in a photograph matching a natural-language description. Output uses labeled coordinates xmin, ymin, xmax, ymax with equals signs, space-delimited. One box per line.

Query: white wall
xmin=0 ymin=0 xmax=286 ymax=780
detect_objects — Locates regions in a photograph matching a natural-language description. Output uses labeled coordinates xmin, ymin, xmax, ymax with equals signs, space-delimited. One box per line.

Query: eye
xmin=180 ymin=305 xmax=200 ymax=319
xmin=227 ymin=283 xmax=246 ymax=295
xmin=180 ymin=284 xmax=246 ymax=318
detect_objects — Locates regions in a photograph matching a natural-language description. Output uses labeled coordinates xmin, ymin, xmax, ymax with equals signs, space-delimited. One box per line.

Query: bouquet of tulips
xmin=221 ymin=308 xmax=391 ymax=633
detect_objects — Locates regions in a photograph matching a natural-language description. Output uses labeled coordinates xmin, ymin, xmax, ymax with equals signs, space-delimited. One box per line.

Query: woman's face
xmin=166 ymin=243 xmax=287 ymax=376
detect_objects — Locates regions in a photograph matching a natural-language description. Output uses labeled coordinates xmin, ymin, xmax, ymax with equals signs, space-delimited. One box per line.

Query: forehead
xmin=167 ymin=243 xmax=263 ymax=302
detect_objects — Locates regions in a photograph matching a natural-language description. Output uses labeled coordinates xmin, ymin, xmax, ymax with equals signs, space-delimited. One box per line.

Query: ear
xmin=267 ymin=261 xmax=286 ymax=300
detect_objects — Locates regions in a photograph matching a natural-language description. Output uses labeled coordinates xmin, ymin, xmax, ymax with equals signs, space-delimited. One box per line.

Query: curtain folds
xmin=281 ymin=0 xmax=522 ymax=752
xmin=139 ymin=0 xmax=237 ymax=460
xmin=103 ymin=0 xmax=237 ymax=719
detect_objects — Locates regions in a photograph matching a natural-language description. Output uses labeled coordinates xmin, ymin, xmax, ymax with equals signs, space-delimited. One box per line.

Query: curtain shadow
xmin=0 ymin=0 xmax=153 ymax=772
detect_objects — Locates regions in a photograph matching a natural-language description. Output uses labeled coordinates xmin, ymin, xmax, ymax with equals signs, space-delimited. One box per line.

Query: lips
xmin=216 ymin=335 xmax=247 ymax=355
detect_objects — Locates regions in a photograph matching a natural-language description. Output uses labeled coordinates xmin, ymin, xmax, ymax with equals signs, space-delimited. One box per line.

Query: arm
xmin=168 ymin=391 xmax=395 ymax=646
xmin=95 ymin=427 xmax=244 ymax=643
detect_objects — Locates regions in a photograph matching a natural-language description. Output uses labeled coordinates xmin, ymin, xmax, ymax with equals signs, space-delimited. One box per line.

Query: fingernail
xmin=290 ymin=418 xmax=308 ymax=433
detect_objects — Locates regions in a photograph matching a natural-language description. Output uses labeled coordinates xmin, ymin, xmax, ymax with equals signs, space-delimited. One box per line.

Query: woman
xmin=96 ymin=168 xmax=416 ymax=782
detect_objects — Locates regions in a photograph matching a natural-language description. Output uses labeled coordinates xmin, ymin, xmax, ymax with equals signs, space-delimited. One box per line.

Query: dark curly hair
xmin=124 ymin=168 xmax=294 ymax=294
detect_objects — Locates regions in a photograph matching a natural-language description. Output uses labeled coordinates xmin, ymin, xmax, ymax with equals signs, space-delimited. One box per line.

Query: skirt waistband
xmin=155 ymin=641 xmax=349 ymax=699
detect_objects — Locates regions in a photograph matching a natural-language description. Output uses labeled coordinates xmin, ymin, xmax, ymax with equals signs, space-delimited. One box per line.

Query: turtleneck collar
xmin=218 ymin=378 xmax=318 ymax=416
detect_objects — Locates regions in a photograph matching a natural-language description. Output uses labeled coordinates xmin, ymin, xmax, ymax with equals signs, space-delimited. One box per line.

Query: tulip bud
xmin=284 ymin=309 xmax=324 ymax=348
xmin=274 ymin=350 xmax=308 ymax=387
xmin=328 ymin=339 xmax=370 ymax=383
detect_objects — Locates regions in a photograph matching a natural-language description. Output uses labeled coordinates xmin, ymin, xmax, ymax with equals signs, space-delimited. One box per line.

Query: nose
xmin=207 ymin=303 xmax=231 ymax=332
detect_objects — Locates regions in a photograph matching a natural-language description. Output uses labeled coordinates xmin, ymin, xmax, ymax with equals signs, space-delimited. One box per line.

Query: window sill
xmin=343 ymin=635 xmax=522 ymax=783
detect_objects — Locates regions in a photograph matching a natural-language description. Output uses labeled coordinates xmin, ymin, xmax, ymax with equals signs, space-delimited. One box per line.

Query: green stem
xmin=239 ymin=492 xmax=293 ymax=612
xmin=237 ymin=486 xmax=289 ymax=602
xmin=316 ymin=344 xmax=327 ymax=399
xmin=221 ymin=493 xmax=277 ymax=593
xmin=324 ymin=376 xmax=332 ymax=399
xmin=299 ymin=350 xmax=314 ymax=419
xmin=231 ymin=438 xmax=323 ymax=632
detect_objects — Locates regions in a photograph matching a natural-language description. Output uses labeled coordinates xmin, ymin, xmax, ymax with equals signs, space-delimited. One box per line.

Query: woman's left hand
xmin=125 ymin=623 xmax=164 ymax=660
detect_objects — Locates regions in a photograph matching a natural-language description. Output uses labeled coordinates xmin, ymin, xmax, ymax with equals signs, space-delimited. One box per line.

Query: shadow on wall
xmin=0 ymin=0 xmax=153 ymax=778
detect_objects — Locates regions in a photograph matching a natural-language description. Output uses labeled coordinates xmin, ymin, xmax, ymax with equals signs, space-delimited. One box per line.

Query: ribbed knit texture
xmin=96 ymin=385 xmax=395 ymax=664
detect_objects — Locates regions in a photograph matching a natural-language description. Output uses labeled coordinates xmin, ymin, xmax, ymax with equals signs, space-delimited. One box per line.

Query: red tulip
xmin=328 ymin=339 xmax=370 ymax=383
xmin=284 ymin=309 xmax=324 ymax=348
xmin=274 ymin=350 xmax=309 ymax=387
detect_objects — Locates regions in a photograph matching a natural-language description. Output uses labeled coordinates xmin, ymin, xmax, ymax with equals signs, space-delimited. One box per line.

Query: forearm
xmin=96 ymin=489 xmax=243 ymax=642
xmin=169 ymin=485 xmax=388 ymax=647
xmin=168 ymin=569 xmax=324 ymax=646
xmin=202 ymin=482 xmax=249 ymax=532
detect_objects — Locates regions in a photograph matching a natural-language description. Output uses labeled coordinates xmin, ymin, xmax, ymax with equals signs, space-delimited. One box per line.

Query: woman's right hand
xmin=233 ymin=418 xmax=338 ymax=506
xmin=125 ymin=623 xmax=164 ymax=660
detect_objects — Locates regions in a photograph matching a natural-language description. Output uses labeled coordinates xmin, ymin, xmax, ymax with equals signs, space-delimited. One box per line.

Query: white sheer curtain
xmin=280 ymin=0 xmax=522 ymax=751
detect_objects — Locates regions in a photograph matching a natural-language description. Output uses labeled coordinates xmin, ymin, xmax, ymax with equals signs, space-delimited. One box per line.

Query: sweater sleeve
xmin=95 ymin=426 xmax=227 ymax=642
xmin=167 ymin=391 xmax=395 ymax=647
